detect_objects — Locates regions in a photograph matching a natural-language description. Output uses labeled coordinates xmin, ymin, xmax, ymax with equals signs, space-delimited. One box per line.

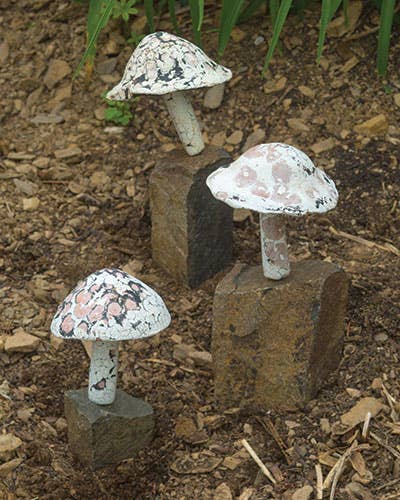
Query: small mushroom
xmin=107 ymin=31 xmax=232 ymax=156
xmin=206 ymin=143 xmax=338 ymax=280
xmin=51 ymin=268 xmax=171 ymax=405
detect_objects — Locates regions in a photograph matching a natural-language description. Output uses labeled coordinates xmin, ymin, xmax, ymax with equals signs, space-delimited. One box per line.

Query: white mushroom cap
xmin=206 ymin=143 xmax=338 ymax=215
xmin=107 ymin=31 xmax=232 ymax=99
xmin=51 ymin=268 xmax=171 ymax=341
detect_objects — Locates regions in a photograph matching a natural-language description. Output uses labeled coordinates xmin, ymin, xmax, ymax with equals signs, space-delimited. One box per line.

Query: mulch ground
xmin=0 ymin=1 xmax=399 ymax=499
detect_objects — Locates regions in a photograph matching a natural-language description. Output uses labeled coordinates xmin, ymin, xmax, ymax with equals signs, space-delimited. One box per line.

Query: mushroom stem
xmin=163 ymin=91 xmax=204 ymax=156
xmin=259 ymin=213 xmax=290 ymax=280
xmin=88 ymin=340 xmax=119 ymax=405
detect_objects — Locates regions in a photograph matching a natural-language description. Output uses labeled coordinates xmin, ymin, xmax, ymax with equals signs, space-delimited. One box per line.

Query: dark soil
xmin=1 ymin=1 xmax=399 ymax=499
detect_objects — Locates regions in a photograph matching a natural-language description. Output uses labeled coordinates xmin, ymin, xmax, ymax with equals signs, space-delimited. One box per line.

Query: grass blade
xmin=144 ymin=0 xmax=155 ymax=32
xmin=75 ymin=0 xmax=114 ymax=79
xmin=168 ymin=0 xmax=180 ymax=34
xmin=269 ymin=0 xmax=280 ymax=28
xmin=189 ymin=0 xmax=204 ymax=46
xmin=262 ymin=0 xmax=293 ymax=74
xmin=218 ymin=0 xmax=246 ymax=57
xmin=293 ymin=0 xmax=309 ymax=18
xmin=238 ymin=0 xmax=265 ymax=24
xmin=316 ymin=0 xmax=342 ymax=62
xmin=377 ymin=0 xmax=395 ymax=75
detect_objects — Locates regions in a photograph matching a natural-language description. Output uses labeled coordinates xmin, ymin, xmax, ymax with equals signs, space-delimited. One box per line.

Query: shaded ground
xmin=0 ymin=1 xmax=399 ymax=499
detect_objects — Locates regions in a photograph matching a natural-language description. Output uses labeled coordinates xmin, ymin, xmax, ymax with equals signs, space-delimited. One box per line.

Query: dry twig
xmin=241 ymin=439 xmax=276 ymax=485
xmin=370 ymin=432 xmax=400 ymax=460
xmin=315 ymin=463 xmax=323 ymax=500
xmin=256 ymin=416 xmax=291 ymax=465
xmin=329 ymin=226 xmax=400 ymax=257
xmin=362 ymin=412 xmax=372 ymax=440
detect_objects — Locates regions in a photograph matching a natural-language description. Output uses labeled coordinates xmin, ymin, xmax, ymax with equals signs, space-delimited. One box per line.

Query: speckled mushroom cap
xmin=51 ymin=268 xmax=171 ymax=341
xmin=206 ymin=143 xmax=338 ymax=215
xmin=106 ymin=31 xmax=232 ymax=99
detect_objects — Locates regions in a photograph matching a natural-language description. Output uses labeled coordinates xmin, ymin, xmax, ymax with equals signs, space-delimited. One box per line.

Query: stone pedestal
xmin=64 ymin=388 xmax=154 ymax=469
xmin=212 ymin=260 xmax=349 ymax=411
xmin=150 ymin=146 xmax=232 ymax=288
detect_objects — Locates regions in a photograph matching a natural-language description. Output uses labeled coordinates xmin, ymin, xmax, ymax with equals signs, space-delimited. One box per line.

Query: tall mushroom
xmin=51 ymin=268 xmax=171 ymax=405
xmin=206 ymin=143 xmax=338 ymax=280
xmin=107 ymin=31 xmax=232 ymax=156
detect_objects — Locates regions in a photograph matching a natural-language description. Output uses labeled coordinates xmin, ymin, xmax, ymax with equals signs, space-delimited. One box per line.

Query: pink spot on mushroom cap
xmin=126 ymin=299 xmax=139 ymax=310
xmin=130 ymin=283 xmax=140 ymax=292
xmin=272 ymin=161 xmax=292 ymax=184
xmin=234 ymin=166 xmax=257 ymax=188
xmin=74 ymin=303 xmax=92 ymax=319
xmin=77 ymin=321 xmax=88 ymax=333
xmin=243 ymin=146 xmax=266 ymax=159
xmin=59 ymin=301 xmax=72 ymax=315
xmin=103 ymin=292 xmax=118 ymax=303
xmin=76 ymin=290 xmax=92 ymax=305
xmin=89 ymin=284 xmax=100 ymax=293
xmin=107 ymin=302 xmax=122 ymax=317
xmin=61 ymin=314 xmax=75 ymax=334
xmin=215 ymin=191 xmax=228 ymax=201
xmin=88 ymin=304 xmax=105 ymax=322
xmin=251 ymin=182 xmax=270 ymax=197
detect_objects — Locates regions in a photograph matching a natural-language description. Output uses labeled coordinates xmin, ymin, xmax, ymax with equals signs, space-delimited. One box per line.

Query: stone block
xmin=212 ymin=260 xmax=349 ymax=411
xmin=150 ymin=146 xmax=233 ymax=288
xmin=64 ymin=388 xmax=154 ymax=469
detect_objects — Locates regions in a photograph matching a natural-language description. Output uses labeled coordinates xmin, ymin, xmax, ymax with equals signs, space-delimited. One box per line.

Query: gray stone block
xmin=150 ymin=145 xmax=233 ymax=287
xmin=64 ymin=388 xmax=154 ymax=469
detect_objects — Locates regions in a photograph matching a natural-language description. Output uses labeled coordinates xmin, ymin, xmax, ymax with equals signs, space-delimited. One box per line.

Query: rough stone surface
xmin=4 ymin=329 xmax=40 ymax=353
xmin=212 ymin=260 xmax=349 ymax=410
xmin=64 ymin=388 xmax=154 ymax=469
xmin=150 ymin=146 xmax=233 ymax=287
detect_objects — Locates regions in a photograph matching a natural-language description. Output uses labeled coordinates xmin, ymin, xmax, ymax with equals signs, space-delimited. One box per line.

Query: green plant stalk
xmin=316 ymin=0 xmax=342 ymax=62
xmin=262 ymin=0 xmax=293 ymax=74
xmin=218 ymin=0 xmax=246 ymax=57
xmin=75 ymin=0 xmax=114 ymax=79
xmin=377 ymin=0 xmax=396 ymax=75
xmin=189 ymin=0 xmax=204 ymax=46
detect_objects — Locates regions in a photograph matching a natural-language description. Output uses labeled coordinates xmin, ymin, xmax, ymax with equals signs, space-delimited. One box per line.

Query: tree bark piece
xmin=150 ymin=146 xmax=233 ymax=287
xmin=212 ymin=260 xmax=349 ymax=410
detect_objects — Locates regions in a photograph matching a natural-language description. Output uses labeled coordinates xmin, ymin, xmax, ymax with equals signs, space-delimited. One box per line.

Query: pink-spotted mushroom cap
xmin=51 ymin=268 xmax=171 ymax=405
xmin=206 ymin=143 xmax=338 ymax=280
xmin=106 ymin=31 xmax=232 ymax=156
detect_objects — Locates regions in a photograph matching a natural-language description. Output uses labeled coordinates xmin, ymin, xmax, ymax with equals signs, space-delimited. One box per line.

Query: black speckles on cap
xmin=107 ymin=31 xmax=232 ymax=99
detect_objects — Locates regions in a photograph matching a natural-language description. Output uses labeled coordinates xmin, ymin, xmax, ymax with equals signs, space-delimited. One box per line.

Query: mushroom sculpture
xmin=107 ymin=31 xmax=232 ymax=156
xmin=51 ymin=268 xmax=171 ymax=405
xmin=206 ymin=143 xmax=338 ymax=280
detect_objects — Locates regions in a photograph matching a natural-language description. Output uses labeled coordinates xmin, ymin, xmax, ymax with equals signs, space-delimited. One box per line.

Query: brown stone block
xmin=64 ymin=389 xmax=154 ymax=469
xmin=150 ymin=146 xmax=232 ymax=287
xmin=212 ymin=260 xmax=349 ymax=411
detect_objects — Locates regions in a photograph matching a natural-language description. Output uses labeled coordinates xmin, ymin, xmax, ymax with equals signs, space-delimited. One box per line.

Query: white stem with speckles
xmin=163 ymin=91 xmax=204 ymax=156
xmin=260 ymin=213 xmax=290 ymax=280
xmin=88 ymin=340 xmax=119 ymax=405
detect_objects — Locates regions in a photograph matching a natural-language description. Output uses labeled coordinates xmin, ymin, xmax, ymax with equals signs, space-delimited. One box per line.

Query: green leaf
xmin=377 ymin=0 xmax=395 ymax=75
xmin=75 ymin=0 xmax=114 ymax=79
xmin=316 ymin=0 xmax=343 ymax=62
xmin=238 ymin=0 xmax=265 ymax=24
xmin=293 ymin=0 xmax=309 ymax=18
xmin=144 ymin=0 xmax=155 ymax=32
xmin=168 ymin=0 xmax=181 ymax=34
xmin=189 ymin=0 xmax=204 ymax=46
xmin=262 ymin=0 xmax=293 ymax=74
xmin=269 ymin=0 xmax=280 ymax=28
xmin=218 ymin=0 xmax=246 ymax=57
